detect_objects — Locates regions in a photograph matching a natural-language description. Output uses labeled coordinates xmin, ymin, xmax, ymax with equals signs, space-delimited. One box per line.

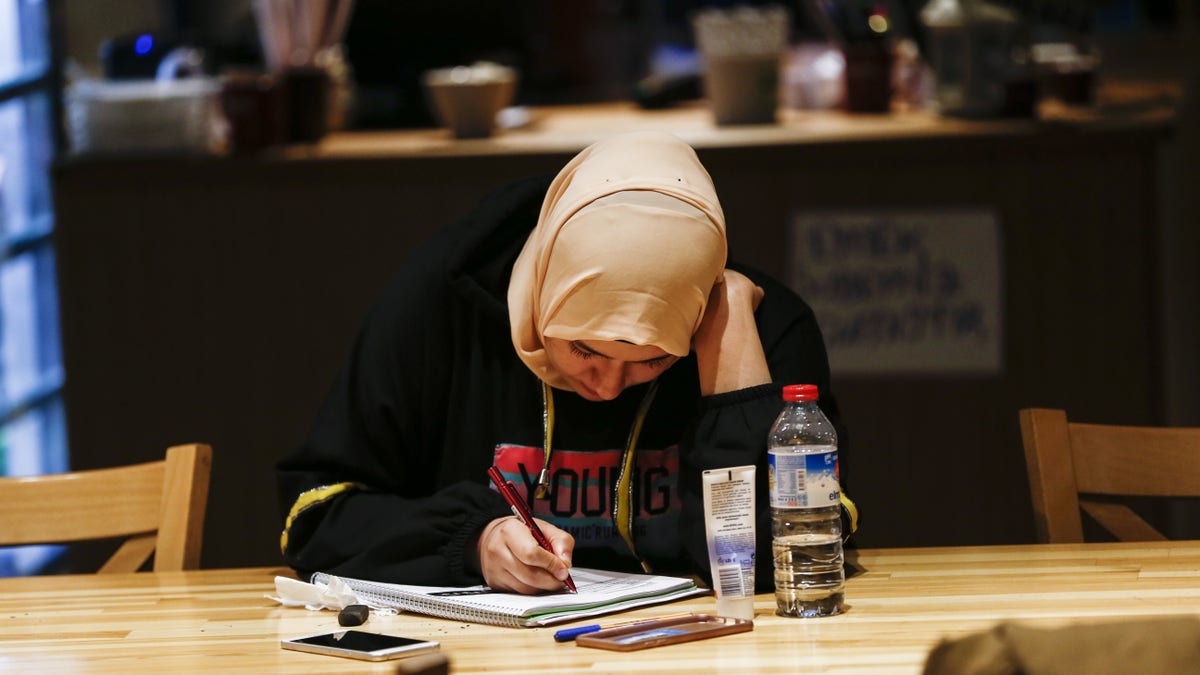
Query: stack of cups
xmin=692 ymin=5 xmax=790 ymax=125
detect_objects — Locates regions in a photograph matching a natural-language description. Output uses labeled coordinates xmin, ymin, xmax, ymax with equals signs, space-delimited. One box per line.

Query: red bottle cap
xmin=782 ymin=384 xmax=819 ymax=402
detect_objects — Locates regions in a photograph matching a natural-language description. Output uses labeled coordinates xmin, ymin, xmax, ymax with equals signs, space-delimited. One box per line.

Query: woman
xmin=276 ymin=131 xmax=855 ymax=594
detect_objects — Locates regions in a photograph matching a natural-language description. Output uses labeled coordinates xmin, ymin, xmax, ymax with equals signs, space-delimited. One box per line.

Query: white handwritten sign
xmin=788 ymin=209 xmax=1003 ymax=375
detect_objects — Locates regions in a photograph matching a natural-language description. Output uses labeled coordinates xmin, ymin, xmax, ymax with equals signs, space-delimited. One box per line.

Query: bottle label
xmin=768 ymin=446 xmax=839 ymax=508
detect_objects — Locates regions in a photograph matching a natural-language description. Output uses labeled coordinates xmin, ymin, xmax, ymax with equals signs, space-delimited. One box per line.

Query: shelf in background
xmin=283 ymin=77 xmax=1180 ymax=161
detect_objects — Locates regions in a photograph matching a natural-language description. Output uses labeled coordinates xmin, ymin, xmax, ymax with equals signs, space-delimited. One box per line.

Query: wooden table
xmin=4 ymin=541 xmax=1198 ymax=673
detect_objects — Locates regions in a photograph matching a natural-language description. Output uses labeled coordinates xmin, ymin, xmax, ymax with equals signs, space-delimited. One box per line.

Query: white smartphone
xmin=281 ymin=630 xmax=440 ymax=661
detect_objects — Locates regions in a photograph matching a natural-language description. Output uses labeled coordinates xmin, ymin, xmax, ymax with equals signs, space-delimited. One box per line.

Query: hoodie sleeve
xmin=274 ymin=254 xmax=513 ymax=585
xmin=675 ymin=265 xmax=856 ymax=592
xmin=272 ymin=175 xmax=553 ymax=587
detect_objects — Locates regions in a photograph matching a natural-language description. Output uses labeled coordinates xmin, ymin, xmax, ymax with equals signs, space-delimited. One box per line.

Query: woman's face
xmin=543 ymin=338 xmax=679 ymax=401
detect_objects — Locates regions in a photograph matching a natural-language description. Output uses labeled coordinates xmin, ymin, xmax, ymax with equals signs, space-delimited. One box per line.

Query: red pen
xmin=487 ymin=465 xmax=578 ymax=593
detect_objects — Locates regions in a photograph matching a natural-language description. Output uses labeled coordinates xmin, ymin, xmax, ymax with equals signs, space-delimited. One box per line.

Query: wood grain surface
xmin=2 ymin=541 xmax=1198 ymax=673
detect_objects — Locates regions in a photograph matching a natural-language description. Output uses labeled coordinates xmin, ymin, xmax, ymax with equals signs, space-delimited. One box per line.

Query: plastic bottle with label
xmin=767 ymin=383 xmax=844 ymax=617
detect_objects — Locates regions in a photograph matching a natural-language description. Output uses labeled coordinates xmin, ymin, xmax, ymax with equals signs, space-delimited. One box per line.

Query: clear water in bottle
xmin=768 ymin=383 xmax=845 ymax=618
xmin=771 ymin=500 xmax=844 ymax=617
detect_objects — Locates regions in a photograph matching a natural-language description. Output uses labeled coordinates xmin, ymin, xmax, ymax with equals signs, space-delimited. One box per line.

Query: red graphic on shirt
xmin=491 ymin=444 xmax=681 ymax=552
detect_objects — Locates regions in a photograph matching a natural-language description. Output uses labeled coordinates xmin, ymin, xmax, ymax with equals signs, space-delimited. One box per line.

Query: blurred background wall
xmin=38 ymin=0 xmax=1199 ymax=571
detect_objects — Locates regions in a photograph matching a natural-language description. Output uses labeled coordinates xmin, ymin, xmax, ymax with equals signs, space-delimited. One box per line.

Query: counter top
xmin=282 ymin=79 xmax=1180 ymax=161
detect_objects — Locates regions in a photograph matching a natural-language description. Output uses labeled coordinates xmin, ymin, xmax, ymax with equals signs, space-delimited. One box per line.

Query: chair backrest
xmin=0 ymin=443 xmax=212 ymax=573
xmin=1019 ymin=408 xmax=1200 ymax=543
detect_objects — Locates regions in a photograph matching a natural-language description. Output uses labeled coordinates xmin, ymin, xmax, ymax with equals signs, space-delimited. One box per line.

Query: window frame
xmin=0 ymin=0 xmax=69 ymax=575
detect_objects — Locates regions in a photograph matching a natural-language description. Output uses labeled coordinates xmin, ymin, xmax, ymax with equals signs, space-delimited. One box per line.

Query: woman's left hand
xmin=692 ymin=269 xmax=771 ymax=396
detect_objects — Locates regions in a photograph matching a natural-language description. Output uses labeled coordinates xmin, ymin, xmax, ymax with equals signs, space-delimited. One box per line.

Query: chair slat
xmin=154 ymin=444 xmax=212 ymax=572
xmin=1079 ymin=500 xmax=1169 ymax=542
xmin=0 ymin=462 xmax=165 ymax=544
xmin=1071 ymin=424 xmax=1200 ymax=496
xmin=98 ymin=535 xmax=158 ymax=574
xmin=1020 ymin=408 xmax=1085 ymax=543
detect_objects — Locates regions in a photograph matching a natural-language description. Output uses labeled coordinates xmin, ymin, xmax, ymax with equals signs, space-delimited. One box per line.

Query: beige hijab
xmin=508 ymin=131 xmax=728 ymax=389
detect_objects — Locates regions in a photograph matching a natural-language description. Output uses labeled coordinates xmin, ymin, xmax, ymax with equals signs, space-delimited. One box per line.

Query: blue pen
xmin=553 ymin=624 xmax=602 ymax=642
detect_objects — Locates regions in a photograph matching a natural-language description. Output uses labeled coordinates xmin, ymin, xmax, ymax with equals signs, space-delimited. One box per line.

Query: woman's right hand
xmin=476 ymin=516 xmax=575 ymax=594
xmin=692 ymin=269 xmax=771 ymax=396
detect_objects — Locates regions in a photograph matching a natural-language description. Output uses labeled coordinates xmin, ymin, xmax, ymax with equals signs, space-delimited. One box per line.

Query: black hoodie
xmin=276 ymin=174 xmax=851 ymax=590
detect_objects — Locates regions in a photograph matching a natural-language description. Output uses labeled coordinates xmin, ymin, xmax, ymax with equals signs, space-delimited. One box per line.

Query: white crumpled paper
xmin=267 ymin=575 xmax=397 ymax=615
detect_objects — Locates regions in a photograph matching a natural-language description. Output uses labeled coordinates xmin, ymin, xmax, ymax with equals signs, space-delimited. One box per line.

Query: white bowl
xmin=422 ymin=62 xmax=517 ymax=139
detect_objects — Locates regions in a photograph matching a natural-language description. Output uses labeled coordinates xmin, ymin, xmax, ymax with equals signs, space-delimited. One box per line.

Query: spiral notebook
xmin=310 ymin=567 xmax=707 ymax=628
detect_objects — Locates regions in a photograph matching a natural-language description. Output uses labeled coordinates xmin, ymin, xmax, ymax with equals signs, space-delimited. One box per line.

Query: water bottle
xmin=768 ymin=383 xmax=844 ymax=617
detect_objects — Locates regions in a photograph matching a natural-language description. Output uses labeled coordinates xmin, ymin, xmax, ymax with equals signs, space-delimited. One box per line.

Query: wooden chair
xmin=1019 ymin=408 xmax=1200 ymax=543
xmin=0 ymin=443 xmax=212 ymax=573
